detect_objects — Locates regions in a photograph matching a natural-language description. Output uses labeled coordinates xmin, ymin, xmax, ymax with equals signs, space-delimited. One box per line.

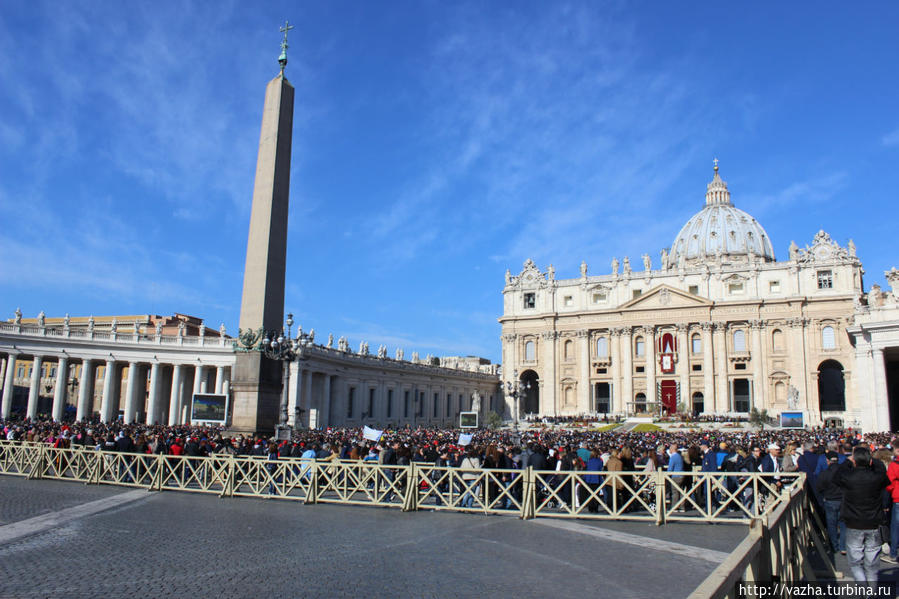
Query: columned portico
xmin=123 ymin=361 xmax=139 ymax=424
xmin=147 ymin=362 xmax=161 ymax=425
xmin=169 ymin=364 xmax=184 ymax=426
xmin=100 ymin=359 xmax=117 ymax=422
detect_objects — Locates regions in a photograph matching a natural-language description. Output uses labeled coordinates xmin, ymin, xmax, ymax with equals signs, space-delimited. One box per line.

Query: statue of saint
xmin=642 ymin=254 xmax=651 ymax=271
xmin=622 ymin=256 xmax=631 ymax=274
xmin=37 ymin=311 xmax=45 ymax=327
xmin=14 ymin=307 xmax=22 ymax=325
xmin=789 ymin=241 xmax=799 ymax=261
xmin=611 ymin=257 xmax=619 ymax=275
xmin=848 ymin=239 xmax=856 ymax=257
xmin=547 ymin=264 xmax=555 ymax=281
xmin=327 ymin=333 xmax=334 ymax=348
xmin=660 ymin=248 xmax=668 ymax=269
xmin=580 ymin=261 xmax=588 ymax=278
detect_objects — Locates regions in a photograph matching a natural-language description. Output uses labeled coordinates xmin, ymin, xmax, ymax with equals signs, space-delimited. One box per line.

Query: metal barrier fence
xmin=0 ymin=441 xmax=803 ymax=524
xmin=689 ymin=484 xmax=836 ymax=598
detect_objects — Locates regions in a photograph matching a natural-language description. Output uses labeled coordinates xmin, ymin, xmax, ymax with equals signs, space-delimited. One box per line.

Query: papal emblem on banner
xmin=659 ymin=331 xmax=676 ymax=374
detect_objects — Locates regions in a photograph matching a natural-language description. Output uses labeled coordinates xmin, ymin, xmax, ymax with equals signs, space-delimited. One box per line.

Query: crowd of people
xmin=2 ymin=416 xmax=897 ymax=583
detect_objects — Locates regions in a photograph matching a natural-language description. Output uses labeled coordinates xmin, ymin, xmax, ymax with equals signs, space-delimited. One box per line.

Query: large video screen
xmin=459 ymin=411 xmax=478 ymax=429
xmin=191 ymin=393 xmax=228 ymax=423
xmin=780 ymin=411 xmax=804 ymax=429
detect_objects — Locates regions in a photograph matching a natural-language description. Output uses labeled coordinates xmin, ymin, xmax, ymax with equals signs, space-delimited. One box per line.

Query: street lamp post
xmin=504 ymin=370 xmax=531 ymax=432
xmin=260 ymin=313 xmax=312 ymax=439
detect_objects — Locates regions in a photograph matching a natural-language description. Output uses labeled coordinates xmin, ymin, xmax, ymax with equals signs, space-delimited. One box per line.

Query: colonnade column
xmin=168 ymin=364 xmax=183 ymax=426
xmin=303 ymin=369 xmax=314 ymax=428
xmin=713 ymin=323 xmax=729 ymax=412
xmin=621 ymin=326 xmax=633 ymax=415
xmin=577 ymin=329 xmax=590 ymax=413
xmin=193 ymin=366 xmax=204 ymax=399
xmin=123 ymin=362 xmax=139 ymax=424
xmin=644 ymin=326 xmax=656 ymax=411
xmin=287 ymin=361 xmax=300 ymax=426
xmin=215 ymin=366 xmax=225 ymax=394
xmin=873 ymin=349 xmax=890 ymax=431
xmin=77 ymin=359 xmax=94 ymax=421
xmin=221 ymin=368 xmax=230 ymax=396
xmin=146 ymin=362 xmax=160 ymax=425
xmin=52 ymin=356 xmax=69 ymax=422
xmin=1 ymin=353 xmax=18 ymax=419
xmin=27 ymin=355 xmax=43 ymax=419
xmin=750 ymin=320 xmax=765 ymax=411
xmin=676 ymin=324 xmax=689 ymax=409
xmin=100 ymin=359 xmax=117 ymax=422
xmin=0 ymin=357 xmax=6 ymax=396
xmin=322 ymin=374 xmax=331 ymax=428
xmin=701 ymin=323 xmax=714 ymax=413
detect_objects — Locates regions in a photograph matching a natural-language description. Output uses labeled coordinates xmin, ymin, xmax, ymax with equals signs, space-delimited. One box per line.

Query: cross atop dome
xmin=278 ymin=20 xmax=294 ymax=76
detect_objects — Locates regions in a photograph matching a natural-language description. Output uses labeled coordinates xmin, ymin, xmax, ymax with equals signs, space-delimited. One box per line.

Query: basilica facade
xmin=500 ymin=165 xmax=880 ymax=429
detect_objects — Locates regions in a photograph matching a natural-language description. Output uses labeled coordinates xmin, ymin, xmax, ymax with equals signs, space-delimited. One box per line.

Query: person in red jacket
xmin=883 ymin=444 xmax=899 ymax=563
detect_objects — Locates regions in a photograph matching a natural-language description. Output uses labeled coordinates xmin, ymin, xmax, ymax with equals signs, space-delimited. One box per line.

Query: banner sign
xmin=362 ymin=425 xmax=384 ymax=442
xmin=458 ymin=433 xmax=473 ymax=446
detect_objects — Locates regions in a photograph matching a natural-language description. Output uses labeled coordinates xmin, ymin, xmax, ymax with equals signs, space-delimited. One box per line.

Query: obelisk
xmin=231 ymin=23 xmax=296 ymax=433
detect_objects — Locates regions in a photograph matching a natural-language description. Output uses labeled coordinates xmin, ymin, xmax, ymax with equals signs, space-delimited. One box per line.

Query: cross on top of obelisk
xmin=278 ymin=20 xmax=294 ymax=75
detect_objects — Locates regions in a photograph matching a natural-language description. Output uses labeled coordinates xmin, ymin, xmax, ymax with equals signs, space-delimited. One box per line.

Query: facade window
xmin=596 ymin=337 xmax=608 ymax=357
xmin=446 ymin=394 xmax=451 ymax=417
xmin=733 ymin=330 xmax=746 ymax=352
xmin=49 ymin=366 xmax=57 ymax=378
xmin=632 ymin=289 xmax=642 ymax=299
xmin=404 ymin=391 xmax=410 ymax=418
xmin=822 ymin=326 xmax=836 ymax=350
xmin=775 ymin=382 xmax=786 ymax=404
xmin=592 ymin=292 xmax=607 ymax=304
xmin=368 ymin=388 xmax=375 ymax=419
xmin=692 ymin=364 xmax=702 ymax=372
xmin=347 ymin=387 xmax=355 ymax=419
xmin=691 ymin=333 xmax=701 ymax=354
xmin=688 ymin=285 xmax=699 ymax=295
xmin=387 ymin=389 xmax=394 ymax=418
xmin=817 ymin=271 xmax=833 ymax=289
xmin=769 ymin=280 xmax=781 ymax=293
xmin=635 ymin=392 xmax=647 ymax=412
xmin=635 ymin=365 xmax=645 ymax=373
xmin=771 ymin=329 xmax=784 ymax=352
xmin=564 ymin=340 xmax=573 ymax=360
xmin=16 ymin=366 xmax=24 ymax=378
xmin=728 ymin=282 xmax=744 ymax=295
xmin=524 ymin=340 xmax=535 ymax=361
xmin=433 ymin=392 xmax=439 ymax=417
xmin=563 ymin=295 xmax=574 ymax=307
xmin=523 ymin=293 xmax=536 ymax=309
xmin=733 ymin=378 xmax=751 ymax=413
xmin=459 ymin=393 xmax=464 ymax=413
xmin=635 ymin=336 xmax=645 ymax=357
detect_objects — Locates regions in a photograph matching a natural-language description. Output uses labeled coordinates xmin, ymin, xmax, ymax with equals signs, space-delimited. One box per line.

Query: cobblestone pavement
xmin=0 ymin=477 xmax=747 ymax=598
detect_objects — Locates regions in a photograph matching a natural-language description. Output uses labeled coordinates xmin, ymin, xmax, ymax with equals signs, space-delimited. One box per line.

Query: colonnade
xmin=0 ymin=351 xmax=231 ymax=425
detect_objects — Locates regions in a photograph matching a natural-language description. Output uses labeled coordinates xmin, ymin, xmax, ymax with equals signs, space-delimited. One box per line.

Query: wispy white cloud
xmin=883 ymin=127 xmax=899 ymax=147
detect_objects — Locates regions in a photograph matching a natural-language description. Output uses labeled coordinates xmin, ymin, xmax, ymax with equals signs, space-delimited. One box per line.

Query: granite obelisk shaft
xmin=231 ymin=74 xmax=295 ymax=434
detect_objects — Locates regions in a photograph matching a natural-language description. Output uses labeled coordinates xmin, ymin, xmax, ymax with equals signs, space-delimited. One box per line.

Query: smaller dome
xmin=669 ymin=164 xmax=775 ymax=266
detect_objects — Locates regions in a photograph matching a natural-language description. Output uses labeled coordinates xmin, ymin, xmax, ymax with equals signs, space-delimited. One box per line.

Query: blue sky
xmin=1 ymin=1 xmax=897 ymax=363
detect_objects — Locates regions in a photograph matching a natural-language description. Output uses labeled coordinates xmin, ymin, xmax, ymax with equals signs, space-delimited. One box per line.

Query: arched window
xmin=635 ymin=336 xmax=645 ymax=357
xmin=818 ymin=360 xmax=845 ymax=411
xmin=524 ymin=340 xmax=535 ymax=361
xmin=596 ymin=337 xmax=608 ymax=358
xmin=692 ymin=392 xmax=704 ymax=414
xmin=733 ymin=329 xmax=746 ymax=352
xmin=771 ymin=329 xmax=784 ymax=352
xmin=691 ymin=333 xmax=702 ymax=354
xmin=564 ymin=340 xmax=573 ymax=360
xmin=822 ymin=326 xmax=836 ymax=350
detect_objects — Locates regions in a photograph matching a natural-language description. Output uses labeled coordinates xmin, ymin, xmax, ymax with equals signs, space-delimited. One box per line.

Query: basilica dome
xmin=668 ymin=164 xmax=775 ymax=266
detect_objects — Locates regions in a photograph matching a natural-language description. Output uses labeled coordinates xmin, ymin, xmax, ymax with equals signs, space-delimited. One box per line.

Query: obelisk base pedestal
xmin=229 ymin=352 xmax=282 ymax=435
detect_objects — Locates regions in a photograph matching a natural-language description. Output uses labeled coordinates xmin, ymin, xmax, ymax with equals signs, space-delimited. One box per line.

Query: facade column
xmin=621 ymin=326 xmax=633 ymax=415
xmin=577 ymin=329 xmax=590 ymax=414
xmin=52 ymin=356 xmax=69 ymax=422
xmin=750 ymin=320 xmax=765 ymax=411
xmin=713 ymin=322 xmax=729 ymax=413
xmin=873 ymin=349 xmax=890 ymax=431
xmin=76 ymin=359 xmax=94 ymax=421
xmin=146 ymin=362 xmax=161 ymax=425
xmin=0 ymin=357 xmax=6 ymax=397
xmin=502 ymin=333 xmax=517 ymax=418
xmin=123 ymin=362 xmax=139 ymax=424
xmin=701 ymin=323 xmax=714 ymax=413
xmin=100 ymin=359 xmax=117 ymax=422
xmin=168 ymin=364 xmax=183 ymax=425
xmin=676 ymin=324 xmax=689 ymax=410
xmin=194 ymin=366 xmax=205 ymax=397
xmin=1 ymin=353 xmax=18 ymax=419
xmin=644 ymin=326 xmax=656 ymax=412
xmin=542 ymin=331 xmax=557 ymax=417
xmin=610 ymin=328 xmax=622 ymax=414
xmin=27 ymin=355 xmax=43 ymax=420
xmin=215 ymin=366 xmax=225 ymax=395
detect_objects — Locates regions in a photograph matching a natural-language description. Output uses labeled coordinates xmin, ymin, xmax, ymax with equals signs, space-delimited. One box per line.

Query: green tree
xmin=749 ymin=407 xmax=770 ymax=429
xmin=484 ymin=410 xmax=503 ymax=430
